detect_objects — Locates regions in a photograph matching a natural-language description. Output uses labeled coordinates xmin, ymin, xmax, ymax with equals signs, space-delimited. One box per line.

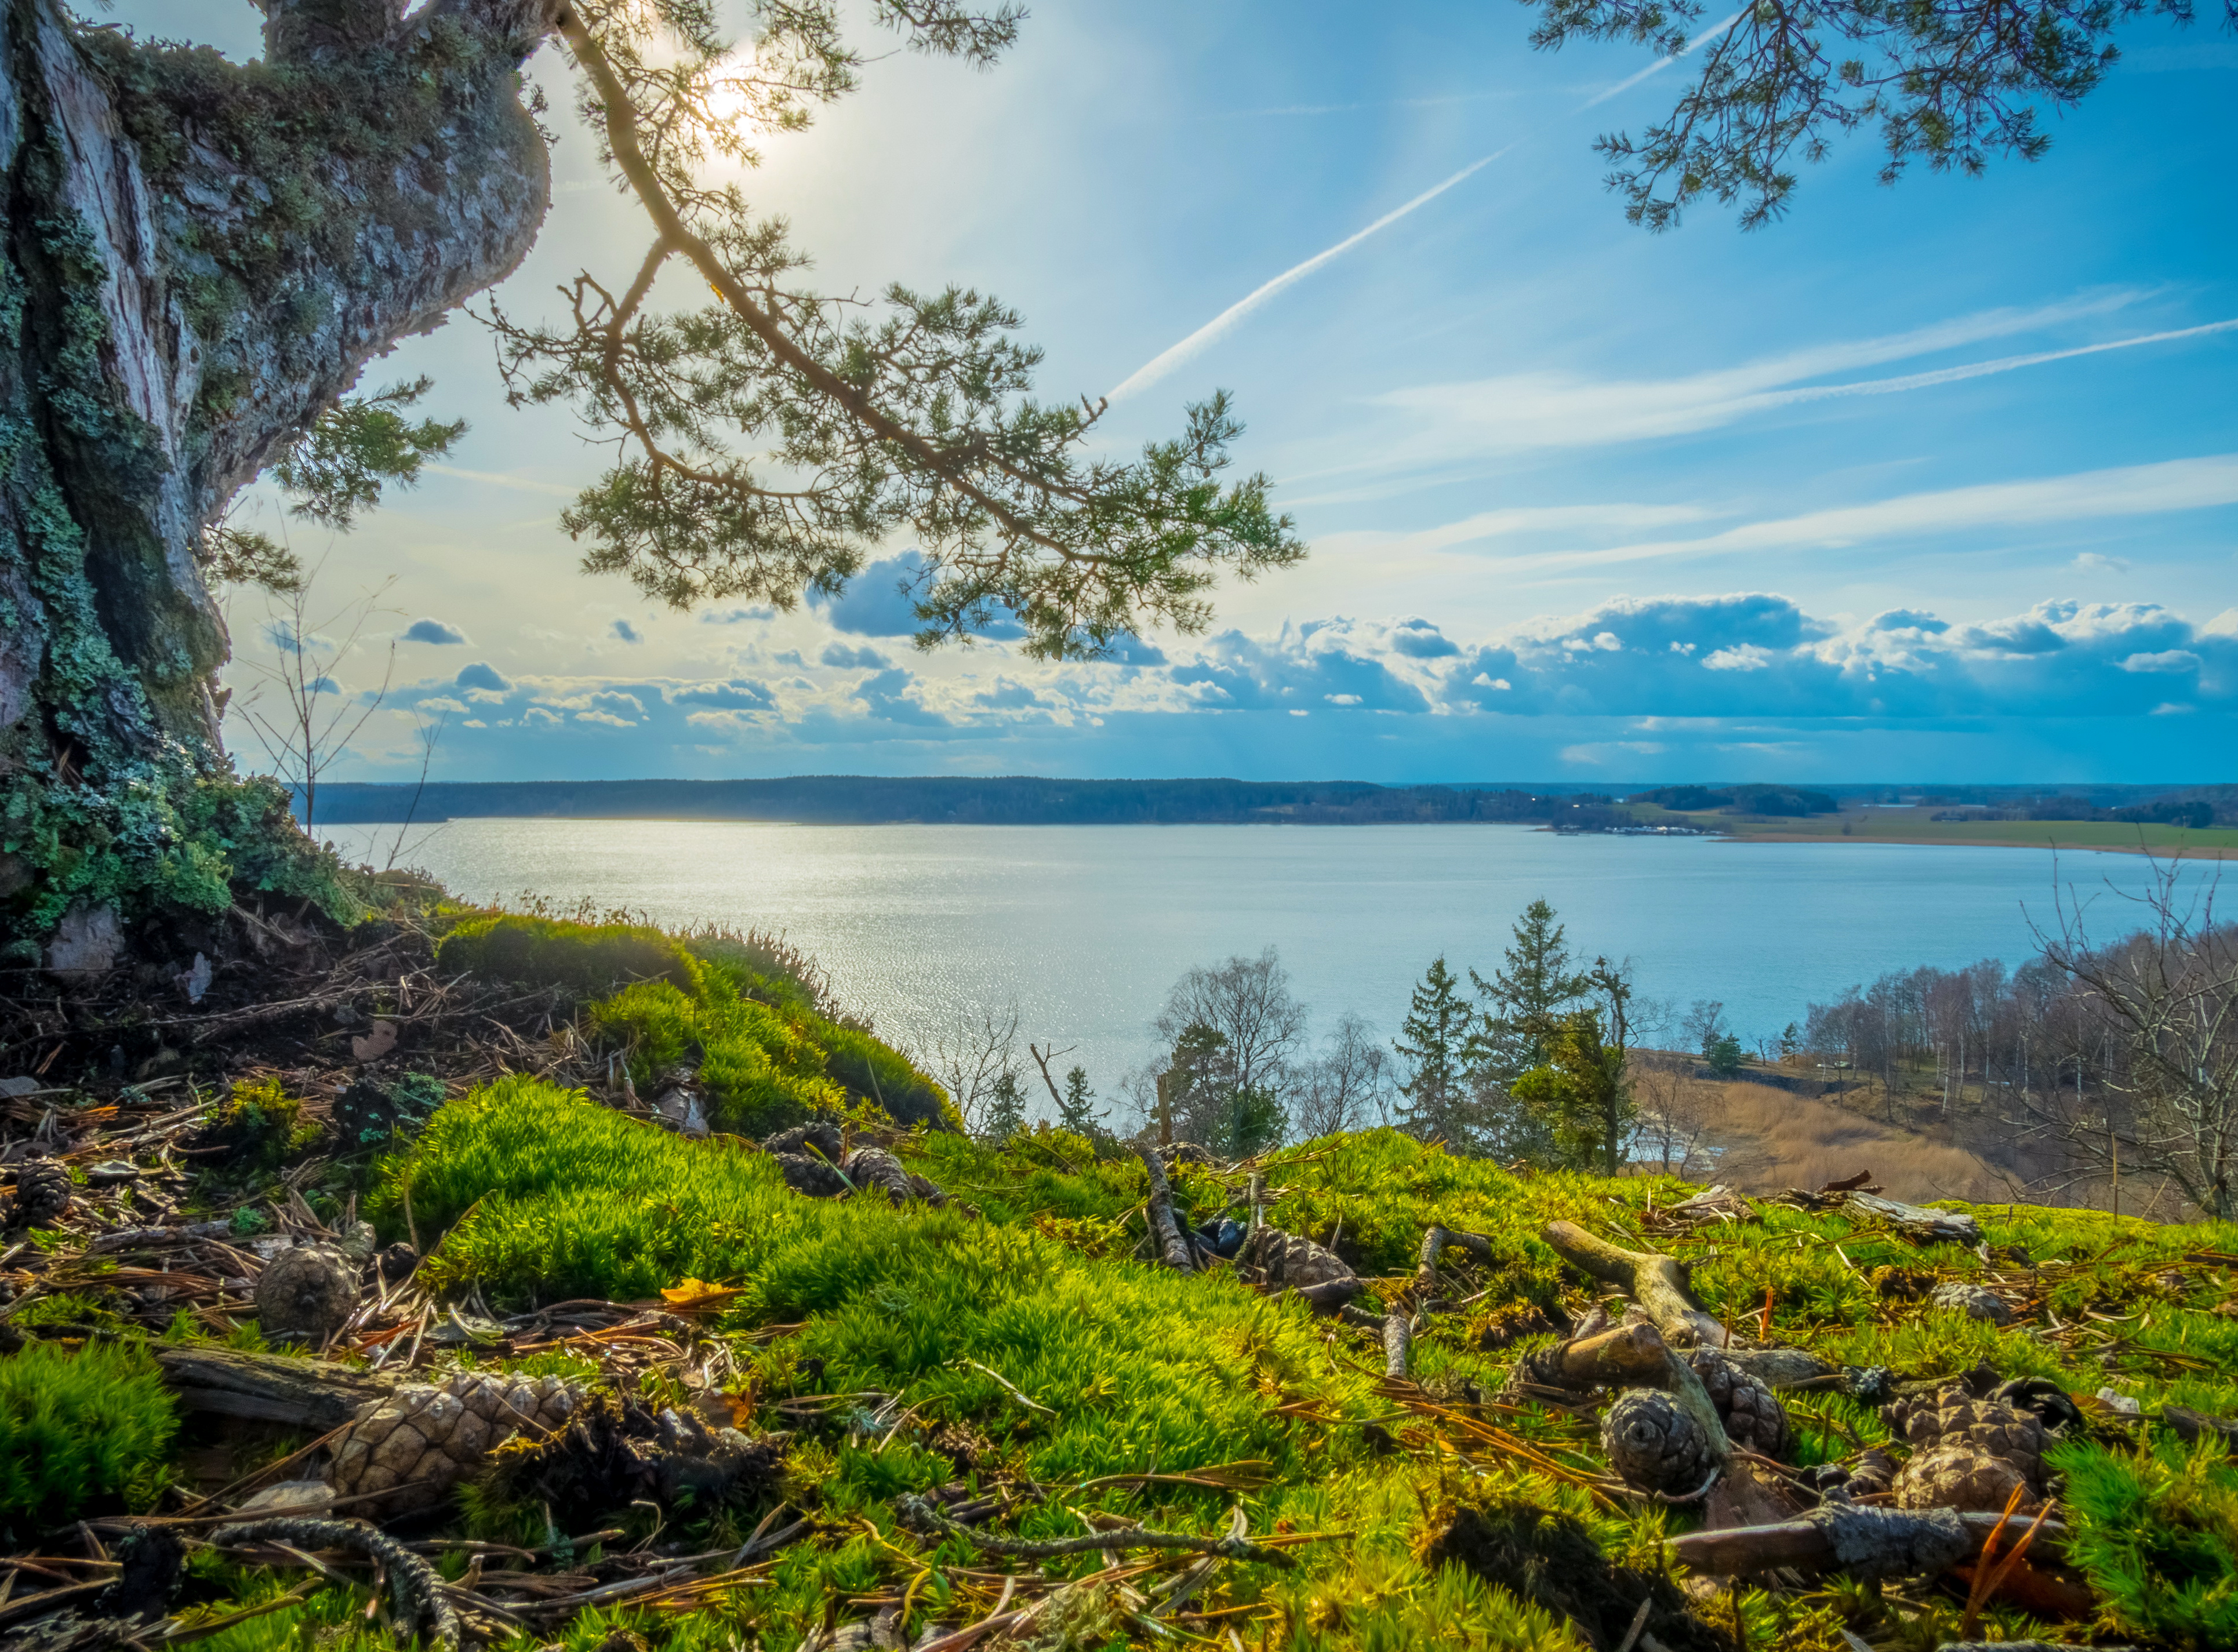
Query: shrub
xmin=435 ymin=914 xmax=702 ymax=997
xmin=0 ymin=1342 xmax=177 ymax=1537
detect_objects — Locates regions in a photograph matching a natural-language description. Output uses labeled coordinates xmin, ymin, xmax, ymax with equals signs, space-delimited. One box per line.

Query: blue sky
xmin=149 ymin=3 xmax=2238 ymax=784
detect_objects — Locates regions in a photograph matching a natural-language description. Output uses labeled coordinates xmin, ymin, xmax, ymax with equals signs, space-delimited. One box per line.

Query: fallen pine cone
xmin=255 ymin=1245 xmax=358 ymax=1343
xmin=4 ymin=1159 xmax=71 ymax=1230
xmin=1238 ymin=1225 xmax=1354 ymax=1291
xmin=1688 ymin=1347 xmax=1791 ymax=1458
xmin=1884 ymin=1391 xmax=2049 ymax=1512
xmin=329 ymin=1371 xmax=579 ymax=1508
xmin=1603 ymin=1388 xmax=1716 ymax=1498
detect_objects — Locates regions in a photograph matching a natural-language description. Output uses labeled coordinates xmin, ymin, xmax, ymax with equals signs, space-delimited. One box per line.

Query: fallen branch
xmin=1540 ymin=1221 xmax=1726 ymax=1349
xmin=212 ymin=1518 xmax=456 ymax=1647
xmin=1669 ymin=1506 xmax=2068 ymax=1579
xmin=1136 ymin=1142 xmax=1194 ymax=1273
xmin=1382 ymin=1312 xmax=1411 ymax=1379
xmin=1414 ymin=1225 xmax=1496 ymax=1302
xmin=896 ymin=1494 xmax=1297 ymax=1567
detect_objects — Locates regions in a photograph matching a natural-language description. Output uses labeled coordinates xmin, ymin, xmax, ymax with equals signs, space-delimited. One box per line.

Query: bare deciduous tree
xmin=2026 ymin=856 xmax=2237 ymax=1220
xmin=232 ymin=570 xmax=397 ymax=835
xmin=923 ymin=1003 xmax=1026 ymax=1138
xmin=1627 ymin=1051 xmax=1717 ymax=1179
xmin=1291 ymin=1012 xmax=1393 ymax=1138
xmin=1153 ymin=948 xmax=1306 ymax=1098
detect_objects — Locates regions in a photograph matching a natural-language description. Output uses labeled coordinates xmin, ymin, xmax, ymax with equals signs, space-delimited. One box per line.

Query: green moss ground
xmin=11 ymin=911 xmax=2237 ymax=1649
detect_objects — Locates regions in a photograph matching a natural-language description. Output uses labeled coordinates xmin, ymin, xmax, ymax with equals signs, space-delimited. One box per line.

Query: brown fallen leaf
xmin=351 ymin=1019 xmax=398 ymax=1062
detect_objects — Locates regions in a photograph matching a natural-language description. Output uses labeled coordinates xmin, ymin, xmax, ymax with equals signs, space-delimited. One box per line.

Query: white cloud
xmin=1474 ymin=454 xmax=2238 ymax=573
xmin=1371 ymin=292 xmax=2175 ymax=453
xmin=2073 ymin=552 xmax=2132 ymax=573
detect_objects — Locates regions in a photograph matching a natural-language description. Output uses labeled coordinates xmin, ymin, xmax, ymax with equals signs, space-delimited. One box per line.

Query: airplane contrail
xmin=1772 ymin=317 xmax=2238 ymax=409
xmin=1106 ymin=147 xmax=1514 ymax=403
xmin=1580 ymin=10 xmax=1745 ymax=110
xmin=1105 ymin=12 xmax=1746 ymax=405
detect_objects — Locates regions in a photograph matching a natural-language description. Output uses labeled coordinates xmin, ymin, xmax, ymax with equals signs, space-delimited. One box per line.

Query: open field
xmin=1629 ymin=803 xmax=2238 ymax=857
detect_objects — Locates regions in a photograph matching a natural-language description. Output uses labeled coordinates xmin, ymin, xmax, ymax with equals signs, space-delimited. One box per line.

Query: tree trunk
xmin=0 ymin=0 xmax=554 ymax=952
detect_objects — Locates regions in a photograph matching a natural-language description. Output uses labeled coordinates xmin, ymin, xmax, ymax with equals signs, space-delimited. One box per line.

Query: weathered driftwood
xmin=1843 ymin=1191 xmax=1982 ymax=1244
xmin=1414 ymin=1225 xmax=1496 ymax=1301
xmin=1287 ymin=1276 xmax=1364 ymax=1314
xmin=1136 ymin=1142 xmax=1195 ymax=1272
xmin=1539 ymin=1221 xmax=1728 ymax=1349
xmin=1671 ymin=1507 xmax=2068 ymax=1579
xmin=155 ymin=1345 xmax=397 ymax=1430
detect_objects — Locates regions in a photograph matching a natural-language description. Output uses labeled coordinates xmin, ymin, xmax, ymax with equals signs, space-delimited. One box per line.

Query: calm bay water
xmin=326 ymin=819 xmax=2199 ymax=1094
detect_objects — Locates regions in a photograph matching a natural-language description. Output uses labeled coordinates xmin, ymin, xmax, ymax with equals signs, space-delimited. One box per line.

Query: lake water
xmin=325 ymin=819 xmax=2203 ymax=1101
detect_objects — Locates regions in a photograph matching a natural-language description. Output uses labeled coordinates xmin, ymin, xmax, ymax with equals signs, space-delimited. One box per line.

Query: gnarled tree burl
xmin=0 ymin=0 xmax=1302 ymax=958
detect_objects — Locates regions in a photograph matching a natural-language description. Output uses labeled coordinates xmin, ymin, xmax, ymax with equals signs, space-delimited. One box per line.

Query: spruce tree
xmin=979 ymin=1071 xmax=1027 ymax=1145
xmin=1394 ymin=957 xmax=1473 ymax=1144
xmin=1056 ymin=1067 xmax=1106 ymax=1139
xmin=1470 ymin=900 xmax=1591 ymax=1083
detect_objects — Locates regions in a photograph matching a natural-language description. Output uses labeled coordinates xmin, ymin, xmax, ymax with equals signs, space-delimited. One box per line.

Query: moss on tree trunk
xmin=0 ymin=0 xmax=555 ymax=959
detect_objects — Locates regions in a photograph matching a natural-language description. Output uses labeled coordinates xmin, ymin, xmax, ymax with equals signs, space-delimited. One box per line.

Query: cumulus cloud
xmin=820 ymin=642 xmax=889 ymax=669
xmin=811 ymin=550 xmax=1026 ymax=640
xmin=853 ymin=667 xmax=949 ymax=726
xmin=811 ymin=552 xmax=926 ymax=637
xmin=456 ymin=661 xmax=511 ymax=693
xmin=669 ymin=678 xmax=777 ymax=710
xmin=1387 ymin=618 xmax=1458 ymax=658
xmin=1169 ymin=621 xmax=1431 ymax=714
xmin=1438 ymin=593 xmax=2233 ymax=720
xmin=575 ymin=709 xmax=634 ymax=727
xmin=702 ymin=606 xmax=775 ymax=625
xmin=402 ymin=618 xmax=467 ymax=645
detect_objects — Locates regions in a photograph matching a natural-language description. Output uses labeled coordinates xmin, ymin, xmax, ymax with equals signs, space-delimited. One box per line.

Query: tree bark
xmin=0 ymin=0 xmax=555 ymax=946
xmin=155 ymin=1342 xmax=398 ymax=1429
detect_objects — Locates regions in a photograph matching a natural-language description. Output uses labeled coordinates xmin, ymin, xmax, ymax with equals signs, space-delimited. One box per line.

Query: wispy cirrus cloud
xmin=1368 ymin=292 xmax=2213 ymax=454
xmin=1450 ymin=453 xmax=2238 ymax=573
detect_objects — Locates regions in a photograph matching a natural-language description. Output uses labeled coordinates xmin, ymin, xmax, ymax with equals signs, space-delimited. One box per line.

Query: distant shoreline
xmin=309 ymin=776 xmax=2235 ymax=854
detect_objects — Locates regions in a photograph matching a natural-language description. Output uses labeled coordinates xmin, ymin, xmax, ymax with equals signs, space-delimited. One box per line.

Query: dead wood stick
xmin=1541 ymin=1221 xmax=1727 ymax=1349
xmin=1382 ymin=1313 xmax=1411 ymax=1379
xmin=1670 ymin=1507 xmax=2067 ymax=1578
xmin=1247 ymin=1172 xmax=1264 ymax=1234
xmin=1523 ymin=1322 xmax=1679 ymax=1391
xmin=154 ymin=1345 xmax=396 ymax=1431
xmin=1414 ymin=1225 xmax=1496 ymax=1301
xmin=212 ymin=1518 xmax=456 ymax=1647
xmin=896 ymin=1495 xmax=1296 ymax=1567
xmin=1136 ymin=1142 xmax=1194 ymax=1273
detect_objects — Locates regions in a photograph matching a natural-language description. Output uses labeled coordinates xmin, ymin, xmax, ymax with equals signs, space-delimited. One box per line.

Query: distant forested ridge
xmin=310 ymin=777 xmax=1632 ymax=826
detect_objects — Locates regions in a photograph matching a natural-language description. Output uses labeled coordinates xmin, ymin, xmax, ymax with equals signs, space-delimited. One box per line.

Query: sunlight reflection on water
xmin=325 ymin=819 xmax=2206 ymax=1101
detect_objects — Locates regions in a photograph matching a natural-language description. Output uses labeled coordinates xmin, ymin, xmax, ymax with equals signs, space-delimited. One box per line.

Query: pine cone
xmin=842 ymin=1145 xmax=944 ymax=1205
xmin=1883 ymin=1392 xmax=2048 ymax=1511
xmin=329 ymin=1371 xmax=579 ymax=1507
xmin=1238 ymin=1225 xmax=1354 ymax=1291
xmin=764 ymin=1122 xmax=844 ymax=1160
xmin=4 ymin=1159 xmax=72 ymax=1229
xmin=255 ymin=1245 xmax=359 ymax=1342
xmin=1688 ymin=1348 xmax=1792 ymax=1457
xmin=1602 ymin=1388 xmax=1715 ymax=1497
xmin=771 ymin=1153 xmax=850 ymax=1198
